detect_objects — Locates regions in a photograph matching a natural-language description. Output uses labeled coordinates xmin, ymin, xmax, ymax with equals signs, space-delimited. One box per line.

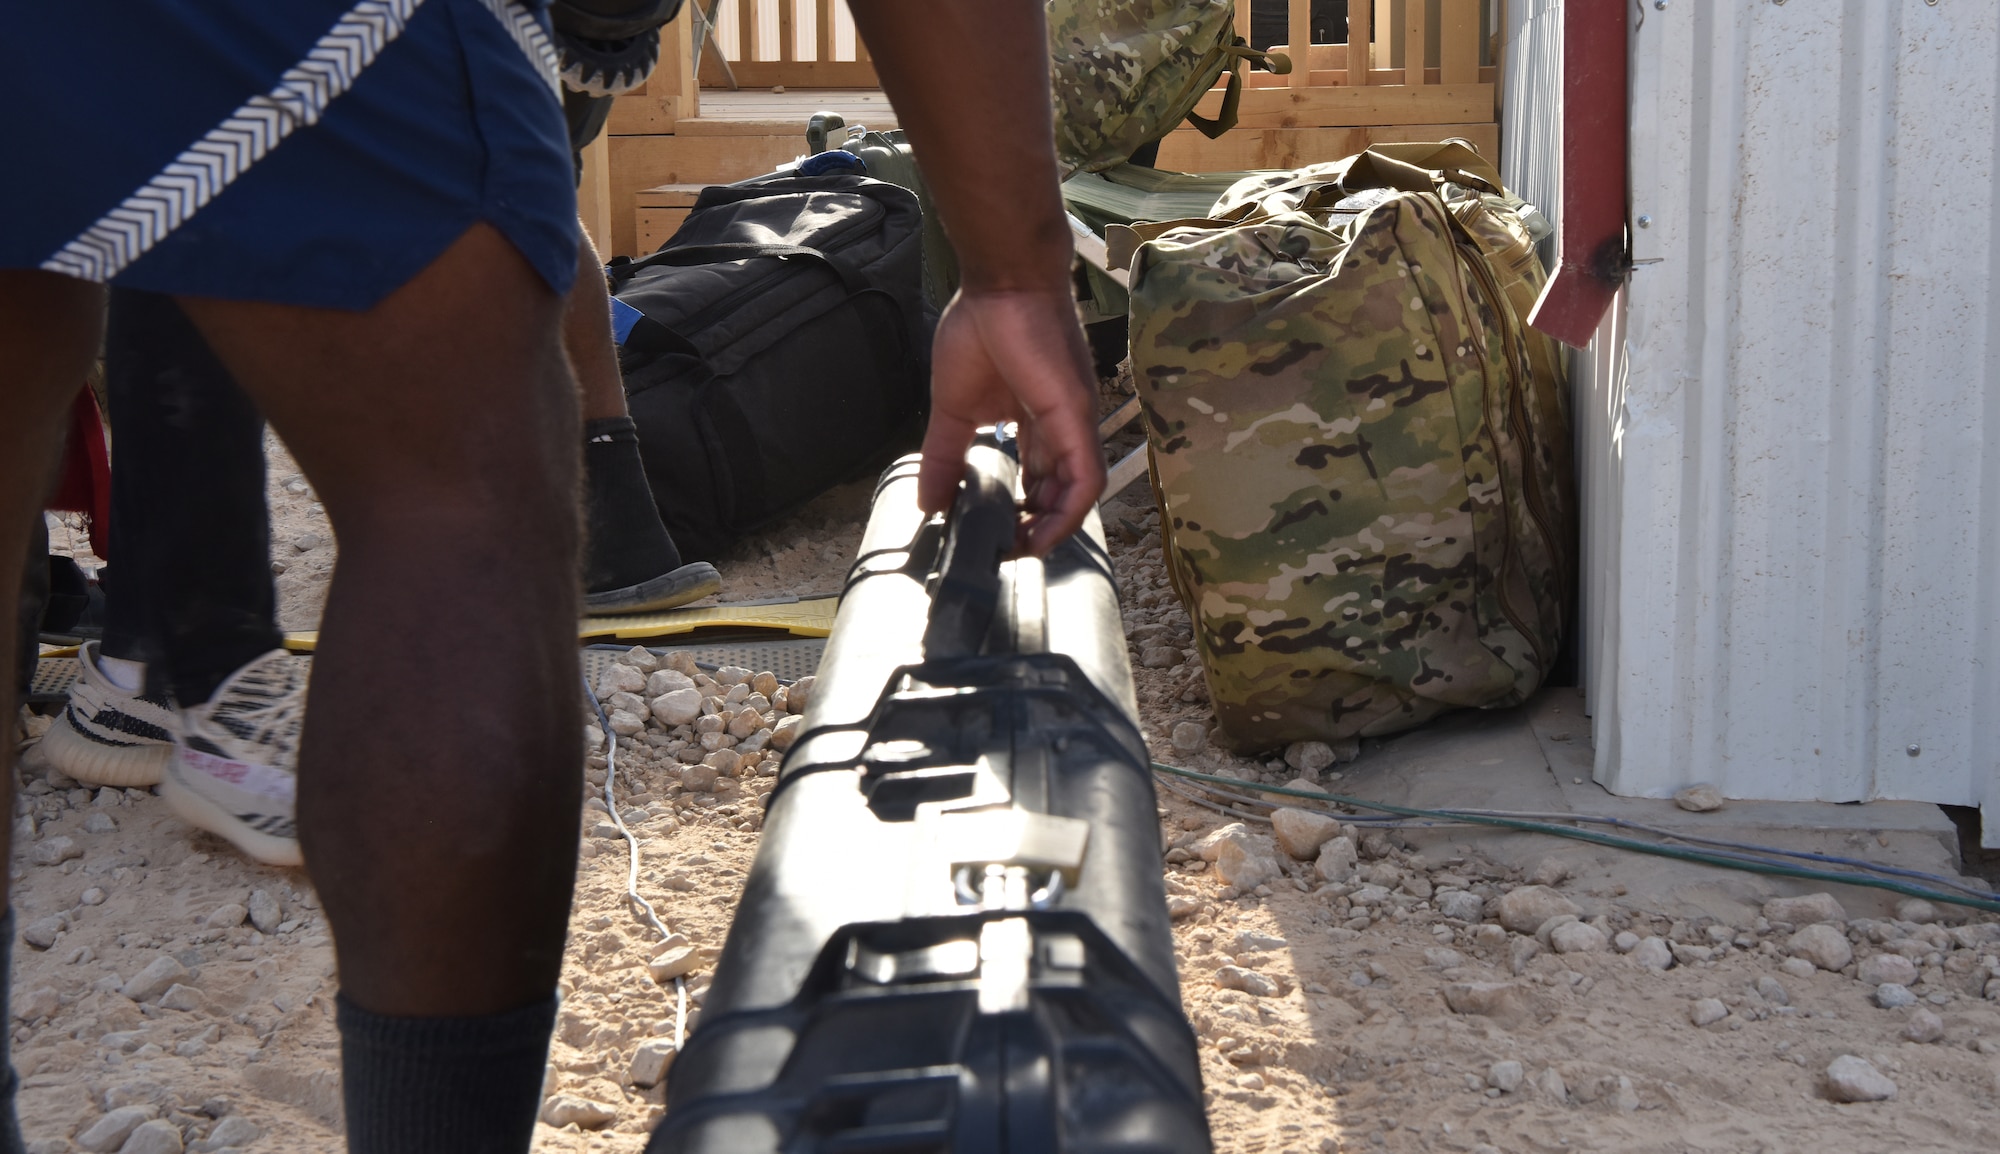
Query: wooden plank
xmin=1347 ymin=0 xmax=1370 ymax=86
xmin=815 ymin=0 xmax=832 ymax=64
xmin=609 ymin=133 xmax=805 ymax=256
xmin=615 ymin=18 xmax=697 ymax=132
xmin=1375 ymin=0 xmax=1393 ymax=69
xmin=608 ymin=91 xmax=683 ymax=135
xmin=1439 ymin=0 xmax=1477 ymax=84
xmin=1242 ymin=63 xmax=1495 ymax=88
xmin=635 ymin=207 xmax=698 ymax=254
xmin=1189 ymin=82 xmax=1492 ymax=128
xmin=739 ymin=0 xmax=761 ymax=61
xmin=1405 ymin=0 xmax=1429 ymax=84
xmin=1288 ymin=0 xmax=1310 ymax=89
xmin=709 ymin=60 xmax=878 ymax=88
xmin=1234 ymin=0 xmax=1250 ymax=40
xmin=1155 ymin=121 xmax=1499 ymax=172
xmin=578 ymin=133 xmax=614 ymax=254
xmin=635 ymin=184 xmax=708 ymax=209
xmin=778 ymin=0 xmax=794 ymax=62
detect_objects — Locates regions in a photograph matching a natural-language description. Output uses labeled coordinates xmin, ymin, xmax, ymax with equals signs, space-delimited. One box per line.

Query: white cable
xmin=583 ymin=675 xmax=688 ymax=1051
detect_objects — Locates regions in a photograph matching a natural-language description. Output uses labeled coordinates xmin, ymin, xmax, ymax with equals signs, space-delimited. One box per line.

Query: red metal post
xmin=1526 ymin=0 xmax=1630 ymax=349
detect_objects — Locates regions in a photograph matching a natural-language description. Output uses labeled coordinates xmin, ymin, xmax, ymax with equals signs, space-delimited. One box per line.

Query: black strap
xmin=616 ymin=242 xmax=872 ymax=297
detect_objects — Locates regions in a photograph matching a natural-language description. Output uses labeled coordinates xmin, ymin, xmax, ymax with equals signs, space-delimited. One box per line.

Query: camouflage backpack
xmin=1127 ymin=143 xmax=1574 ymax=752
xmin=1049 ymin=0 xmax=1286 ymax=178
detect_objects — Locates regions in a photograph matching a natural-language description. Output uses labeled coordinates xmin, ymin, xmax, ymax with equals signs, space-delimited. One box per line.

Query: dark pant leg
xmin=102 ymin=289 xmax=282 ymax=706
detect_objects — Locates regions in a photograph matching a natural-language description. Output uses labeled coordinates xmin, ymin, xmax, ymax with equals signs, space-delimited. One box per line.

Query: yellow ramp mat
xmin=280 ymin=596 xmax=839 ymax=653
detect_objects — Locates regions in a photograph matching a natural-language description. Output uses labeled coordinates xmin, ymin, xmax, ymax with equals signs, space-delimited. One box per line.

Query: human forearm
xmin=847 ymin=0 xmax=1070 ymax=293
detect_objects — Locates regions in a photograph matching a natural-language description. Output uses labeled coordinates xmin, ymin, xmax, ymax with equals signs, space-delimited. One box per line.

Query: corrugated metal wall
xmin=1543 ymin=0 xmax=2000 ymax=842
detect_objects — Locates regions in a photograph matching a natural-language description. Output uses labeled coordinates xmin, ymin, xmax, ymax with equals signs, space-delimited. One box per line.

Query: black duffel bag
xmin=610 ymin=175 xmax=931 ymax=559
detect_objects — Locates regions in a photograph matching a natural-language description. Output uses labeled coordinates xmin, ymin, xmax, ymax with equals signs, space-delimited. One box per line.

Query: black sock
xmin=336 ymin=993 xmax=557 ymax=1154
xmin=582 ymin=416 xmax=687 ymax=593
xmin=0 ymin=911 xmax=25 ymax=1154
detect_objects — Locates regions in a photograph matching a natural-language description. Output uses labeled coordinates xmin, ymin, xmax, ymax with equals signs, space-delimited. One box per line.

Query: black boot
xmin=580 ymin=417 xmax=719 ymax=614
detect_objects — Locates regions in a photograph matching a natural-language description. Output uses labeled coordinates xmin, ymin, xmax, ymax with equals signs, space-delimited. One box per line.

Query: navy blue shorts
xmin=0 ymin=0 xmax=579 ymax=310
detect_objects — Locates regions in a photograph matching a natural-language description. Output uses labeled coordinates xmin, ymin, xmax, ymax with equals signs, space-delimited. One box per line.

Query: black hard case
xmin=646 ymin=442 xmax=1210 ymax=1153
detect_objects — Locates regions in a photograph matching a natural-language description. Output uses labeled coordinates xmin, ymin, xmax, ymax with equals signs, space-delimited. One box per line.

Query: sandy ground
xmin=17 ymin=406 xmax=2000 ymax=1154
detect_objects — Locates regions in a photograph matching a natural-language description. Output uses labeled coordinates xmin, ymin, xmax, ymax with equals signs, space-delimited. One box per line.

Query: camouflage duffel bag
xmin=1127 ymin=143 xmax=1574 ymax=752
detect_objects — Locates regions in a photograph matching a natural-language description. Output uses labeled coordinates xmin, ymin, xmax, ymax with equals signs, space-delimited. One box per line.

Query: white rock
xmin=1763 ymin=893 xmax=1847 ymax=926
xmin=84 ymin=812 xmax=118 ymax=834
xmin=662 ymin=651 xmax=699 ymax=678
xmin=1495 ymin=886 xmax=1580 ymax=934
xmin=1631 ymin=937 xmax=1674 ymax=971
xmin=645 ymin=669 xmax=695 ymax=698
xmin=1169 ymin=722 xmax=1207 ymax=755
xmin=1486 ymin=1060 xmax=1524 ymax=1093
xmin=1893 ymin=898 xmax=1939 ymax=924
xmin=75 ymin=1106 xmax=155 ymax=1153
xmin=117 ymin=1118 xmax=184 ymax=1154
xmin=714 ymin=666 xmax=752 ymax=687
xmin=1139 ymin=646 xmax=1178 ymax=669
xmin=1612 ymin=931 xmax=1640 ymax=953
xmin=1283 ymin=741 xmax=1335 ymax=774
xmin=1314 ymin=837 xmax=1359 ymax=884
xmin=608 ymin=709 xmax=646 ymax=737
xmin=1525 ymin=858 xmax=1570 ymax=887
xmin=1755 ymin=975 xmax=1790 ymax=1006
xmin=1786 ymin=923 xmax=1853 ymax=972
xmin=787 ymin=675 xmax=816 ymax=713
xmin=14 ymin=986 xmax=58 ymax=1022
xmin=1213 ymin=840 xmax=1280 ymax=890
xmin=22 ymin=915 xmax=66 ymax=950
xmin=1534 ymin=1066 xmax=1568 ymax=1102
xmin=246 ymin=889 xmax=283 ymax=935
xmin=1689 ymin=998 xmax=1728 ymax=1027
xmin=120 ymin=957 xmax=189 ymax=1002
xmin=1436 ymin=890 xmax=1485 ymax=922
xmin=648 ymin=946 xmax=700 ymax=983
xmin=1856 ymin=953 xmax=1917 ymax=987
xmin=1269 ymin=808 xmax=1341 ymax=860
xmin=192 ymin=1115 xmax=261 ymax=1152
xmin=1192 ymin=823 xmax=1253 ymax=862
xmin=31 ymin=836 xmax=84 ymax=866
xmin=651 ymin=688 xmax=703 ymax=727
xmin=769 ymin=714 xmax=804 ymax=751
xmin=1612 ymin=1075 xmax=1640 ymax=1114
xmin=1214 ymin=966 xmax=1279 ymax=998
xmin=1423 ymin=948 xmax=1465 ymax=969
xmin=702 ymin=749 xmax=741 ymax=777
xmin=1551 ymin=922 xmax=1609 ymax=955
xmin=1902 ymin=1008 xmax=1945 ymax=1044
xmin=1778 ymin=956 xmax=1819 ymax=980
xmin=1166 ymin=896 xmax=1200 ymax=919
xmin=203 ymin=904 xmax=247 ymax=930
xmin=596 ymin=665 xmax=646 ymax=697
xmin=607 ymin=691 xmax=649 ymax=720
xmin=1873 ymin=983 xmax=1916 ymax=1009
xmin=540 ymin=1095 xmax=617 ymax=1129
xmin=619 ymin=647 xmax=660 ymax=674
xmin=629 ymin=1039 xmax=677 ymax=1088
xmin=750 ymin=671 xmax=779 ymax=698
xmin=1824 ymin=1055 xmax=1896 ymax=1102
xmin=157 ymin=985 xmax=203 ymax=1013
xmin=1443 ymin=982 xmax=1526 ymax=1023
xmin=1673 ymin=784 xmax=1724 ymax=812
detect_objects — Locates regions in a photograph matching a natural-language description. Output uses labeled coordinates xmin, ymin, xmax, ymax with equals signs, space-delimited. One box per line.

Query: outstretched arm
xmin=848 ymin=0 xmax=1104 ymax=556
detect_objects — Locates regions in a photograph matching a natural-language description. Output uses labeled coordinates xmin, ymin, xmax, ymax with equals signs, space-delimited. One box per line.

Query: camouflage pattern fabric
xmin=1128 ymin=146 xmax=1573 ymax=752
xmin=1048 ymin=0 xmax=1246 ymax=178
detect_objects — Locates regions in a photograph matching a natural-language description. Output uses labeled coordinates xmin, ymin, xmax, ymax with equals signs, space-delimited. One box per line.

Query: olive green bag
xmin=1048 ymin=0 xmax=1286 ymax=178
xmin=1128 ymin=143 xmax=1574 ymax=752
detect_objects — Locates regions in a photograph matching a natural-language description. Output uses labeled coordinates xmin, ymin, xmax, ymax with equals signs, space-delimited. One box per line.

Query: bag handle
xmin=611 ymin=242 xmax=871 ymax=297
xmin=1183 ymin=41 xmax=1290 ymax=140
xmin=921 ymin=452 xmax=1018 ymax=659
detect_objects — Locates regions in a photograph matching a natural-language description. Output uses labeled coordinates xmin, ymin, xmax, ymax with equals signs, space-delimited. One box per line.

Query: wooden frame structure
xmin=595 ymin=0 xmax=1502 ymax=258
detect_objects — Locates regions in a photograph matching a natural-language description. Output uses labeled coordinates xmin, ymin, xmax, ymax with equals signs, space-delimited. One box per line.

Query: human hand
xmin=917 ymin=287 xmax=1105 ymax=558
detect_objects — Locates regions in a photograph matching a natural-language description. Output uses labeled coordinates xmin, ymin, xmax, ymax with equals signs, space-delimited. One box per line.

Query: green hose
xmin=1151 ymin=761 xmax=2000 ymax=916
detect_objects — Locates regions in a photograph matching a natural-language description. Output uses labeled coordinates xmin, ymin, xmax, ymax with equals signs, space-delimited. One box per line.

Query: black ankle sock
xmin=581 ymin=416 xmax=686 ymax=594
xmin=336 ymin=993 xmax=557 ymax=1154
xmin=0 ymin=911 xmax=25 ymax=1154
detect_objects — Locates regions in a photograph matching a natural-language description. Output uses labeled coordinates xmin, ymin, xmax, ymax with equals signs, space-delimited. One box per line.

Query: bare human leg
xmin=0 ymin=269 xmax=109 ymax=1153
xmin=178 ymin=224 xmax=580 ymax=1151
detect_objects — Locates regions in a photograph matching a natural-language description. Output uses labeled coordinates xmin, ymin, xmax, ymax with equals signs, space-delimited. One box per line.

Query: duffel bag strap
xmin=615 ymin=242 xmax=872 ymax=297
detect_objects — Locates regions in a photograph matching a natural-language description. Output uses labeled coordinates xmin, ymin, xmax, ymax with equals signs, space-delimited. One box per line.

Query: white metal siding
xmin=1580 ymin=0 xmax=2000 ymax=842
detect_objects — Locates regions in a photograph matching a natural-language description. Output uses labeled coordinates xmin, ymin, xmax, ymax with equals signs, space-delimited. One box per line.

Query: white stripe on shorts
xmin=40 ymin=0 xmax=556 ymax=284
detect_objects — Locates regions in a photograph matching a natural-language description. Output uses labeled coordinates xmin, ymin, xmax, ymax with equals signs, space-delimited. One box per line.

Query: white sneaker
xmin=160 ymin=650 xmax=306 ymax=868
xmin=38 ymin=642 xmax=176 ymax=788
